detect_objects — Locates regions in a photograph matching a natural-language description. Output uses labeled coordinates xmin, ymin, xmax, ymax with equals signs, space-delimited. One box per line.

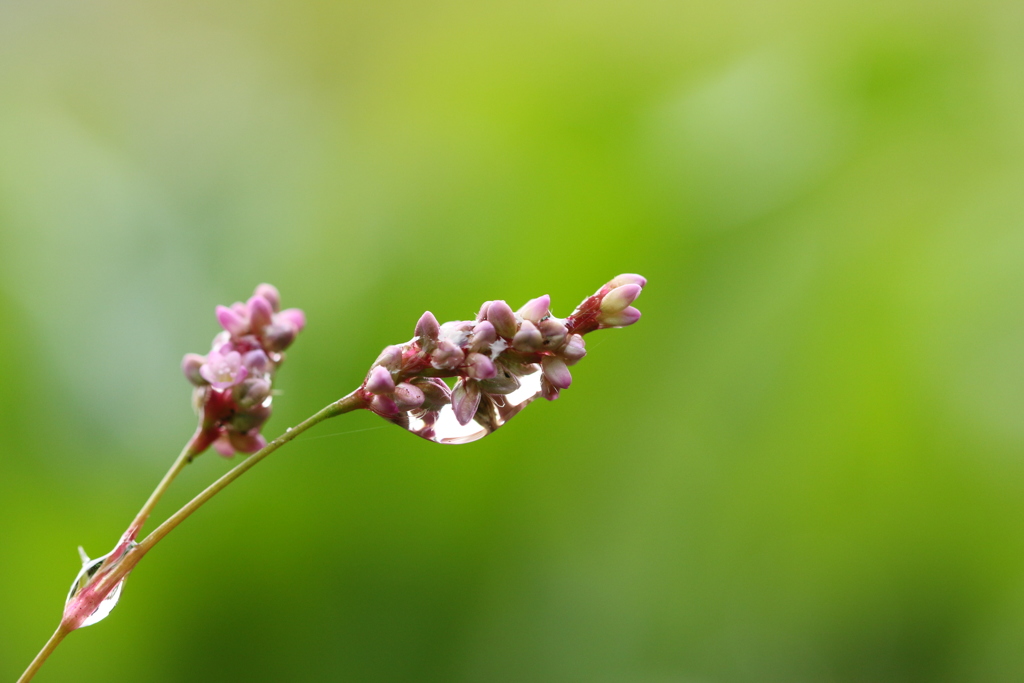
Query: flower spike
xmin=350 ymin=274 xmax=646 ymax=444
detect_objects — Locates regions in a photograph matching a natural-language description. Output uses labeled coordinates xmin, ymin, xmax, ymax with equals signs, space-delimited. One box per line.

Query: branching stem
xmin=17 ymin=391 xmax=365 ymax=683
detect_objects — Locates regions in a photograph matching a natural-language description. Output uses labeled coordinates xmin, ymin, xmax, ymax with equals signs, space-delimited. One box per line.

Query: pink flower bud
xmin=247 ymin=295 xmax=274 ymax=332
xmin=598 ymin=306 xmax=642 ymax=327
xmin=431 ymin=339 xmax=465 ymax=370
xmin=413 ymin=377 xmax=451 ymax=411
xmin=181 ymin=353 xmax=208 ymax=386
xmin=370 ymin=394 xmax=399 ymax=417
xmin=216 ymin=305 xmax=249 ymax=337
xmin=486 ymin=300 xmax=517 ymax=338
xmin=512 ymin=320 xmax=543 ymax=352
xmin=561 ymin=334 xmax=586 ymax=364
xmin=393 ymin=382 xmax=425 ymax=410
xmin=609 ymin=273 xmax=647 ymax=289
xmin=243 ymin=349 xmax=270 ymax=374
xmin=213 ymin=436 xmax=236 ymax=457
xmin=254 ymin=283 xmax=281 ymax=311
xmin=233 ymin=378 xmax=271 ymax=408
xmin=542 ymin=356 xmax=572 ymax=389
xmin=260 ymin=324 xmax=296 ymax=352
xmin=365 ymin=365 xmax=395 ymax=394
xmin=229 ymin=403 xmax=271 ymax=432
xmin=466 ymin=352 xmax=496 ymax=380
xmin=518 ymin=294 xmax=550 ymax=323
xmin=600 ymin=284 xmax=642 ymax=314
xmin=476 ymin=300 xmax=493 ymax=322
xmin=470 ymin=321 xmax=497 ymax=353
xmin=540 ymin=376 xmax=560 ymax=401
xmin=277 ymin=308 xmax=306 ymax=333
xmin=538 ymin=319 xmax=567 ymax=349
xmin=229 ymin=430 xmax=267 ymax=454
xmin=415 ymin=311 xmax=441 ymax=343
xmin=451 ymin=380 xmax=481 ymax=426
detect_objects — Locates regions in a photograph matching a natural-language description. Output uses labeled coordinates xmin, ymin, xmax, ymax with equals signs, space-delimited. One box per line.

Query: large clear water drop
xmin=65 ymin=543 xmax=135 ymax=627
xmin=401 ymin=367 xmax=543 ymax=444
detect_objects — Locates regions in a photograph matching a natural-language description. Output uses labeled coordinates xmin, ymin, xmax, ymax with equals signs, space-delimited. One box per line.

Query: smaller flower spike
xmin=349 ymin=274 xmax=646 ymax=444
xmin=182 ymin=284 xmax=306 ymax=458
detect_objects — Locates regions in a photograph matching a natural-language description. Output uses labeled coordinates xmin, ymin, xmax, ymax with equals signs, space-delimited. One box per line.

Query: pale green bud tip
xmin=600 ymin=284 xmax=642 ymax=314
xmin=599 ymin=306 xmax=642 ymax=328
xmin=609 ymin=273 xmax=647 ymax=289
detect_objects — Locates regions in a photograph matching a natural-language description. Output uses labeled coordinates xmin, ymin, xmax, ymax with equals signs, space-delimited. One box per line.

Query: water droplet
xmin=65 ymin=542 xmax=136 ymax=627
xmin=398 ymin=366 xmax=543 ymax=444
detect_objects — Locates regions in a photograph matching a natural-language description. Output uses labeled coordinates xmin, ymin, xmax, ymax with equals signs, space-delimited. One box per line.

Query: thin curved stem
xmin=137 ymin=391 xmax=364 ymax=554
xmin=16 ymin=624 xmax=70 ymax=683
xmin=126 ymin=430 xmax=203 ymax=537
xmin=18 ymin=391 xmax=365 ymax=683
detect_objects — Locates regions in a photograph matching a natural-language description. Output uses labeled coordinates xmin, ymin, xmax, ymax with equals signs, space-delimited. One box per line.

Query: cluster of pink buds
xmin=181 ymin=284 xmax=306 ymax=457
xmin=356 ymin=274 xmax=646 ymax=444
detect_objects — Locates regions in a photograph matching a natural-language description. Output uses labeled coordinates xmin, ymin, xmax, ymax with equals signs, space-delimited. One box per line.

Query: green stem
xmin=127 ymin=430 xmax=203 ymax=536
xmin=136 ymin=392 xmax=363 ymax=555
xmin=16 ymin=625 xmax=70 ymax=683
xmin=18 ymin=391 xmax=365 ymax=683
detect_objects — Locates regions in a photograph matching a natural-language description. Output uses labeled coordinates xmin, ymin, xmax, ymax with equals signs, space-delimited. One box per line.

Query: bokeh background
xmin=2 ymin=0 xmax=1023 ymax=681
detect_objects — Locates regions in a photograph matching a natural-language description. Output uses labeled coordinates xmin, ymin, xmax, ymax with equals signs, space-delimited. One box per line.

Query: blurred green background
xmin=2 ymin=0 xmax=1023 ymax=681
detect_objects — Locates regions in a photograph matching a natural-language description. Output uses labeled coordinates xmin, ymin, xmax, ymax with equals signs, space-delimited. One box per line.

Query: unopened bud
xmin=470 ymin=321 xmax=497 ymax=353
xmin=370 ymin=394 xmax=399 ymax=417
xmin=466 ymin=352 xmax=496 ymax=380
xmin=415 ymin=311 xmax=441 ymax=344
xmin=431 ymin=339 xmax=465 ymax=370
xmin=216 ymin=305 xmax=248 ymax=337
xmin=412 ymin=377 xmax=451 ymax=410
xmin=229 ymin=430 xmax=268 ymax=454
xmin=374 ymin=345 xmax=404 ymax=371
xmin=365 ymin=365 xmax=396 ymax=394
xmin=247 ymin=295 xmax=274 ymax=332
xmin=598 ymin=306 xmax=642 ymax=327
xmin=254 ymin=283 xmax=281 ymax=311
xmin=476 ymin=300 xmax=493 ymax=322
xmin=608 ymin=273 xmax=647 ymax=289
xmin=542 ymin=356 xmax=572 ymax=389
xmin=600 ymin=284 xmax=642 ymax=314
xmin=451 ymin=380 xmax=482 ymax=426
xmin=561 ymin=334 xmax=586 ymax=364
xmin=182 ymin=353 xmax=209 ymax=386
xmin=260 ymin=323 xmax=297 ymax=352
xmin=518 ymin=294 xmax=550 ymax=323
xmin=233 ymin=378 xmax=272 ymax=408
xmin=486 ymin=300 xmax=517 ymax=338
xmin=277 ymin=308 xmax=306 ymax=333
xmin=540 ymin=376 xmax=560 ymax=401
xmin=243 ymin=349 xmax=270 ymax=374
xmin=394 ymin=382 xmax=425 ymax=410
xmin=537 ymin=318 xmax=567 ymax=349
xmin=512 ymin=320 xmax=543 ymax=352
